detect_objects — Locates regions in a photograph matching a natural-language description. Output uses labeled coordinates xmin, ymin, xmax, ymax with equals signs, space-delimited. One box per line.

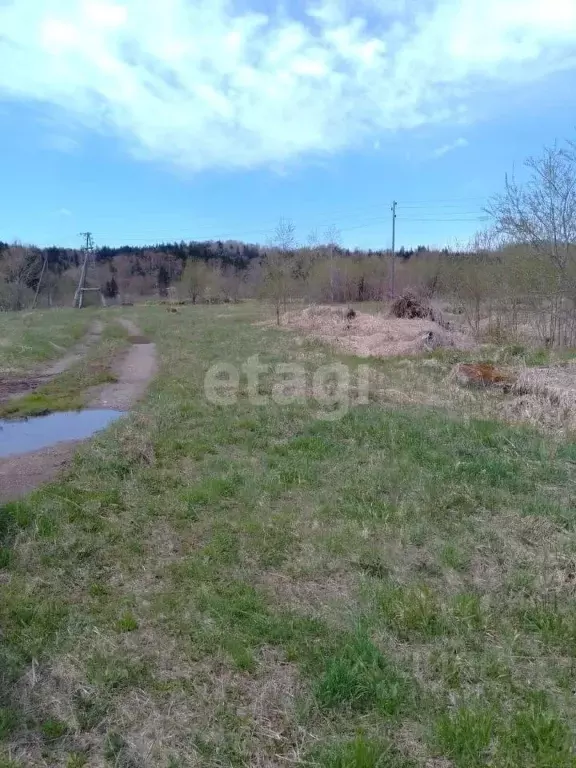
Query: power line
xmin=76 ymin=199 xmax=488 ymax=237
xmin=90 ymin=215 xmax=394 ymax=244
xmin=399 ymin=206 xmax=486 ymax=212
xmin=85 ymin=201 xmax=389 ymax=228
xmin=89 ymin=209 xmax=389 ymax=240
xmin=34 ymin=199 xmax=492 ymax=251
xmin=399 ymin=212 xmax=486 ymax=218
xmin=398 ymin=217 xmax=489 ymax=222
xmin=398 ymin=196 xmax=486 ymax=205
xmin=91 ymin=226 xmax=278 ymax=243
xmin=398 ymin=200 xmax=486 ymax=206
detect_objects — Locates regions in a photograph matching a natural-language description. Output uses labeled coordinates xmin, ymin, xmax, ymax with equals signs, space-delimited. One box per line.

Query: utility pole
xmin=390 ymin=200 xmax=397 ymax=298
xmin=30 ymin=254 xmax=48 ymax=310
xmin=74 ymin=232 xmax=105 ymax=308
xmin=74 ymin=232 xmax=93 ymax=308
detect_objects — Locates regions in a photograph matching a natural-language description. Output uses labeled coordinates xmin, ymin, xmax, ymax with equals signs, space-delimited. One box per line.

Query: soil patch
xmin=0 ymin=376 xmax=41 ymax=397
xmin=280 ymin=305 xmax=474 ymax=358
xmin=0 ymin=442 xmax=79 ymax=503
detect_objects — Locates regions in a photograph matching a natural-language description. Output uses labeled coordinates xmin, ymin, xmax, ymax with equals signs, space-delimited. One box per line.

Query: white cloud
xmin=432 ymin=137 xmax=469 ymax=158
xmin=0 ymin=0 xmax=574 ymax=172
xmin=84 ymin=1 xmax=128 ymax=28
xmin=56 ymin=208 xmax=72 ymax=217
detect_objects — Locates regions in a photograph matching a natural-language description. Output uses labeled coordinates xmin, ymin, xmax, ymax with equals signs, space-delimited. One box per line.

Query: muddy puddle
xmin=0 ymin=410 xmax=124 ymax=458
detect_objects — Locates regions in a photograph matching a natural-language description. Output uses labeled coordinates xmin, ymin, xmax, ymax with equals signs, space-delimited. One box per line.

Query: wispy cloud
xmin=56 ymin=207 xmax=72 ymax=217
xmin=0 ymin=0 xmax=575 ymax=172
xmin=433 ymin=137 xmax=469 ymax=158
xmin=44 ymin=134 xmax=81 ymax=154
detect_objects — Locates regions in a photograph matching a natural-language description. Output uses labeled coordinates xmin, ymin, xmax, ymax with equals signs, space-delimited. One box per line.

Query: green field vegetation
xmin=0 ymin=309 xmax=94 ymax=375
xmin=0 ymin=319 xmax=129 ymax=419
xmin=1 ymin=303 xmax=576 ymax=767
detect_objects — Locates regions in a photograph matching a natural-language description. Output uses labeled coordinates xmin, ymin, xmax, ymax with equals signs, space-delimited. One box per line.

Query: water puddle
xmin=0 ymin=410 xmax=125 ymax=458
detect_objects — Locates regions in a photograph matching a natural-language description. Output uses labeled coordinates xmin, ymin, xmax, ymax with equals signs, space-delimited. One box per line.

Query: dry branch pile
xmin=391 ymin=292 xmax=434 ymax=320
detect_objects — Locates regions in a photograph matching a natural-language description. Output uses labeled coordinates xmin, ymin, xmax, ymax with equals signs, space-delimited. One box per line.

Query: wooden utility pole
xmin=30 ymin=254 xmax=48 ymax=310
xmin=391 ymin=200 xmax=397 ymax=298
xmin=73 ymin=233 xmax=106 ymax=308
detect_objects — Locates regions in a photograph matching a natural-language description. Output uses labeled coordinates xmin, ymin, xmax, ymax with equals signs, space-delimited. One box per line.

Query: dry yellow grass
xmin=279 ymin=305 xmax=475 ymax=358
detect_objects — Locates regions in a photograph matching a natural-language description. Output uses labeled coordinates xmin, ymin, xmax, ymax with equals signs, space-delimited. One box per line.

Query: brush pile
xmin=391 ymin=292 xmax=433 ymax=320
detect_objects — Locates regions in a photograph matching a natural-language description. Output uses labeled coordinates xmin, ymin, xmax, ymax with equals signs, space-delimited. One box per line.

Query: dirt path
xmin=0 ymin=320 xmax=104 ymax=401
xmin=87 ymin=318 xmax=157 ymax=410
xmin=44 ymin=319 xmax=105 ymax=376
xmin=0 ymin=443 xmax=80 ymax=504
xmin=0 ymin=318 xmax=157 ymax=503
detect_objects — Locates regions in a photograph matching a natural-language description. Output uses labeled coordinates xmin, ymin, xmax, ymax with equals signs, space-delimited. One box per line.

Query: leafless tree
xmin=180 ymin=259 xmax=211 ymax=303
xmin=263 ymin=218 xmax=298 ymax=324
xmin=487 ymin=142 xmax=576 ymax=273
xmin=307 ymin=229 xmax=320 ymax=249
xmin=274 ymin=217 xmax=297 ymax=253
xmin=324 ymin=224 xmax=341 ymax=302
xmin=0 ymin=245 xmax=42 ymax=310
xmin=486 ymin=138 xmax=576 ymax=344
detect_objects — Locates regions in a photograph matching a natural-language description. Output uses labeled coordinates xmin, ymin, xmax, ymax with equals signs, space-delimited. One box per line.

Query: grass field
xmin=1 ymin=303 xmax=576 ymax=767
xmin=0 ymin=310 xmax=94 ymax=375
xmin=0 ymin=319 xmax=129 ymax=419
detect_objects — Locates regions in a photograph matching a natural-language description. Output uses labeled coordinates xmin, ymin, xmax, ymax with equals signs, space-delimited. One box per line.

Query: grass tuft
xmin=315 ymin=632 xmax=413 ymax=715
xmin=310 ymin=734 xmax=416 ymax=767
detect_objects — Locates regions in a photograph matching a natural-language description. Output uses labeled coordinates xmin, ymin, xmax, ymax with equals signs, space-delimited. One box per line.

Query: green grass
xmin=314 ymin=632 xmax=413 ymax=714
xmin=0 ymin=320 xmax=127 ymax=418
xmin=0 ymin=709 xmax=19 ymax=741
xmin=0 ymin=309 xmax=93 ymax=373
xmin=40 ymin=718 xmax=68 ymax=741
xmin=309 ymin=734 xmax=416 ymax=767
xmin=1 ymin=303 xmax=576 ymax=766
xmin=434 ymin=697 xmax=575 ymax=768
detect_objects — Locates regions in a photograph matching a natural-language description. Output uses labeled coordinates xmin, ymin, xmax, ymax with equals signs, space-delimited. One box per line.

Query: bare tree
xmin=324 ymin=224 xmax=341 ymax=303
xmin=487 ymin=138 xmax=576 ymax=345
xmin=487 ymin=142 xmax=576 ymax=272
xmin=307 ymin=229 xmax=320 ymax=250
xmin=0 ymin=245 xmax=43 ymax=310
xmin=263 ymin=218 xmax=298 ymax=324
xmin=180 ymin=259 xmax=211 ymax=304
xmin=274 ymin=217 xmax=297 ymax=252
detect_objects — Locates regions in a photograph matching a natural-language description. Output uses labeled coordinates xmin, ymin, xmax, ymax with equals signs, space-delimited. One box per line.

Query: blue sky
xmin=1 ymin=0 xmax=575 ymax=251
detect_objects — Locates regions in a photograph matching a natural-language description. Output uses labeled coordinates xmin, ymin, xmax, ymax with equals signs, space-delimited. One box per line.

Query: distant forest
xmin=0 ymin=234 xmax=433 ymax=311
xmin=0 ymin=237 xmax=430 ymax=271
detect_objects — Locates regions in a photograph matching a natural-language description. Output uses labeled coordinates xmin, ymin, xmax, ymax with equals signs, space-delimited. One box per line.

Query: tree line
xmin=0 ymin=231 xmax=432 ymax=311
xmin=2 ymin=133 xmax=576 ymax=347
